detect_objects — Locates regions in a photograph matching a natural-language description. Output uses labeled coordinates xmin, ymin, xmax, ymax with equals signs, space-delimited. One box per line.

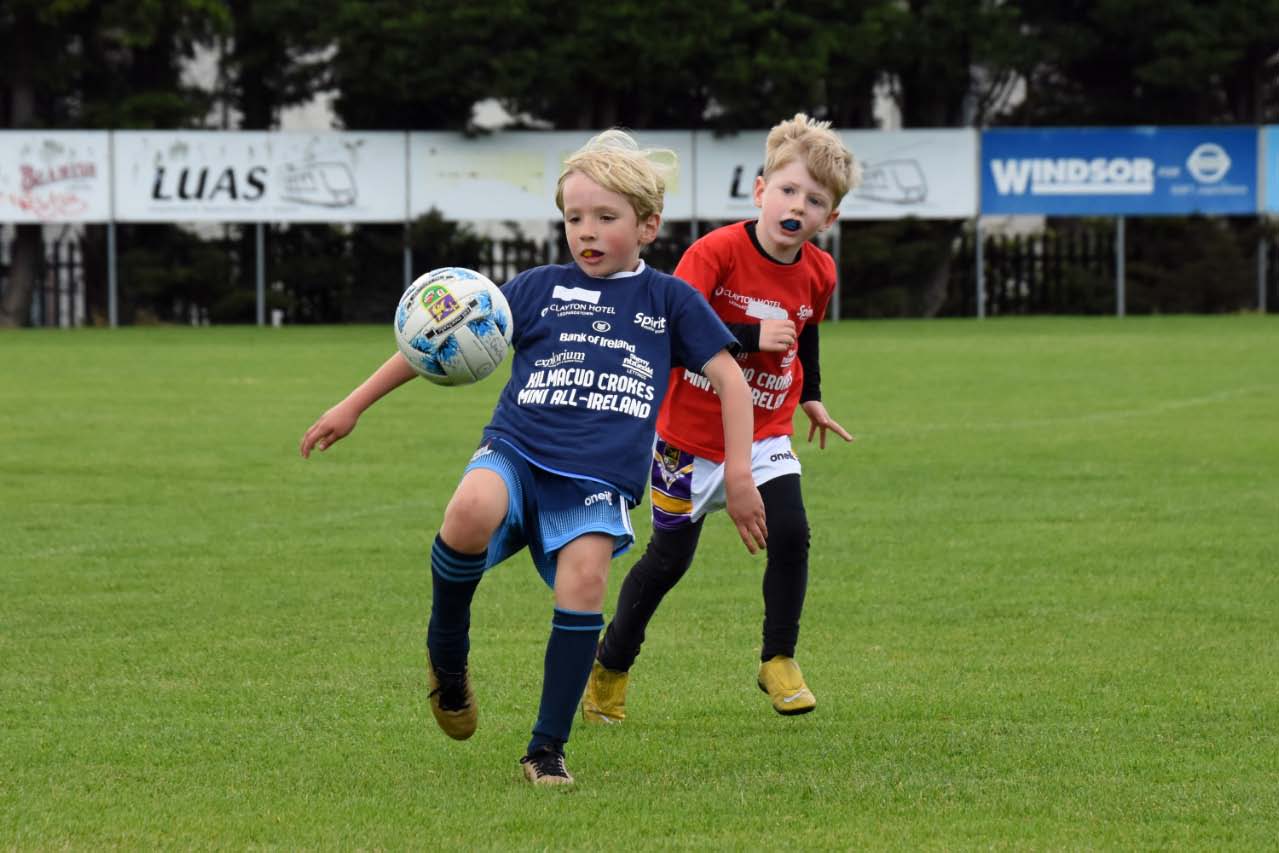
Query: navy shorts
xmin=464 ymin=438 xmax=635 ymax=589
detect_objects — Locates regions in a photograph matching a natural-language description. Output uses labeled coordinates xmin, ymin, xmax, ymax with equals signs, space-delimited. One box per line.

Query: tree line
xmin=4 ymin=0 xmax=1279 ymax=324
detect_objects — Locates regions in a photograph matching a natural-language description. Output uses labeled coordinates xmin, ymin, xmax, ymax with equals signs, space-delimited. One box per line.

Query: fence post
xmin=108 ymin=222 xmax=118 ymax=328
xmin=255 ymin=223 xmax=265 ymax=326
xmin=830 ymin=223 xmax=841 ymax=322
xmin=1259 ymin=235 xmax=1268 ymax=314
xmin=403 ymin=221 xmax=412 ymax=292
xmin=1115 ymin=216 xmax=1126 ymax=317
xmin=975 ymin=218 xmax=985 ymax=319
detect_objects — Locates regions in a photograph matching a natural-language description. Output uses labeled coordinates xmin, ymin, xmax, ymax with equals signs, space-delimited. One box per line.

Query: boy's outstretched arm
xmin=299 ymin=353 xmax=418 ymax=458
xmin=801 ymin=400 xmax=854 ymax=450
xmin=702 ymin=350 xmax=767 ymax=553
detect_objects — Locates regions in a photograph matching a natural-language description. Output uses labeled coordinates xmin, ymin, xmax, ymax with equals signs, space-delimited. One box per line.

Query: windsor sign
xmin=980 ymin=127 xmax=1259 ymax=216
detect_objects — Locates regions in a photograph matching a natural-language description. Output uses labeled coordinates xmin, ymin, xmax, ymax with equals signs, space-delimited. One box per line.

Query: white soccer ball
xmin=394 ymin=267 xmax=513 ymax=386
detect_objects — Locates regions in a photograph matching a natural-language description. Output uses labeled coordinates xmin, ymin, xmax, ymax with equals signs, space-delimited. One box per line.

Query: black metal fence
xmin=948 ymin=229 xmax=1119 ymax=316
xmin=0 ymin=227 xmax=86 ymax=327
xmin=3 ymin=221 xmax=1275 ymax=326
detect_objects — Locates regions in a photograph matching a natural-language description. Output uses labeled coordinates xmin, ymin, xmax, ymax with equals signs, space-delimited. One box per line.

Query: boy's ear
xmin=753 ymin=175 xmax=767 ymax=208
xmin=639 ymin=213 xmax=661 ymax=245
xmin=820 ymin=209 xmax=840 ymax=232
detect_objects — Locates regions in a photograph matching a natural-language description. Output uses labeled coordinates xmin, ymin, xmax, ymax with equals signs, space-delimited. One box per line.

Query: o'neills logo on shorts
xmin=769 ymin=451 xmax=797 ymax=463
xmin=584 ymin=491 xmax=614 ymax=507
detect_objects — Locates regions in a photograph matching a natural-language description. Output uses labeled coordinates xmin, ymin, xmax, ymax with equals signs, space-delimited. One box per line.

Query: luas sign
xmin=113 ymin=131 xmax=407 ymax=223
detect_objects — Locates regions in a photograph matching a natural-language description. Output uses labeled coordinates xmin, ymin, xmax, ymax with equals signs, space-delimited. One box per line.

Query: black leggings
xmin=597 ymin=473 xmax=810 ymax=670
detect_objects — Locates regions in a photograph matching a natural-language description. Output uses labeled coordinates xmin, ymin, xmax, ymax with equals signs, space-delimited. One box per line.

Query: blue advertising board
xmin=1265 ymin=126 xmax=1279 ymax=212
xmin=981 ymin=127 xmax=1257 ymax=216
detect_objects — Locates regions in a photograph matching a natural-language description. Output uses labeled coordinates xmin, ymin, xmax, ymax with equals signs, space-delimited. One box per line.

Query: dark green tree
xmin=841 ymin=0 xmax=1032 ymax=317
xmin=1 ymin=1 xmax=88 ymax=327
xmin=323 ymin=0 xmax=505 ymax=130
xmin=221 ymin=0 xmax=335 ymax=129
xmin=1 ymin=0 xmax=228 ymax=326
xmin=1011 ymin=0 xmax=1279 ymax=125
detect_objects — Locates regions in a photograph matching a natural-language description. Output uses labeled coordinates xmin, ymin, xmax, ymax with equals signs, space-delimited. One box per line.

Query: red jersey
xmin=657 ymin=221 xmax=836 ymax=462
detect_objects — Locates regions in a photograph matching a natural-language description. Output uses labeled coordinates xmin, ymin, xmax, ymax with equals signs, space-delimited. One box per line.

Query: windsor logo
xmin=989 ymin=157 xmax=1156 ymax=196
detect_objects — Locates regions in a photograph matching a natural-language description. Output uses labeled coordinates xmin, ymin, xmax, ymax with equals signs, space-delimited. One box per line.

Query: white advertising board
xmin=410 ymin=131 xmax=694 ymax=221
xmin=0 ymin=128 xmax=979 ymax=225
xmin=0 ymin=131 xmax=112 ymax=223
xmin=693 ymin=128 xmax=978 ymax=220
xmin=112 ymin=131 xmax=407 ymax=222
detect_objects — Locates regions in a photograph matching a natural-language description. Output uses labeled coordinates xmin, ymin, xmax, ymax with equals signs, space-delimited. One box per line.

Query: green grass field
xmin=3 ymin=316 xmax=1277 ymax=849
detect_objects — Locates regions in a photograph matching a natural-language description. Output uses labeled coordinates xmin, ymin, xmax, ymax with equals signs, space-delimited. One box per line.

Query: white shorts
xmin=650 ymin=434 xmax=801 ymax=531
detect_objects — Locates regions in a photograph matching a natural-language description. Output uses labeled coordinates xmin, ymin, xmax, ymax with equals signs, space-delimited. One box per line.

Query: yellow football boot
xmin=427 ymin=652 xmax=477 ymax=740
xmin=580 ymin=660 xmax=629 ymax=723
xmin=757 ymin=656 xmax=816 ymax=716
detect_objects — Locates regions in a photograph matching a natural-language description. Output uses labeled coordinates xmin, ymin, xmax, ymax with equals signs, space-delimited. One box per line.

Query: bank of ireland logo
xmin=1186 ymin=143 xmax=1230 ymax=183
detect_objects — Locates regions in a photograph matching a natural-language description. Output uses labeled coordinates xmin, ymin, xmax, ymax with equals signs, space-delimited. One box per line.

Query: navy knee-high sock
xmin=427 ymin=535 xmax=485 ymax=674
xmin=528 ymin=608 xmax=605 ymax=753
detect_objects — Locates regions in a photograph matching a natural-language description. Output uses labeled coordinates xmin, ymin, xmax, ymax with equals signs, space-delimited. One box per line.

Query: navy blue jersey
xmin=482 ymin=262 xmax=734 ymax=503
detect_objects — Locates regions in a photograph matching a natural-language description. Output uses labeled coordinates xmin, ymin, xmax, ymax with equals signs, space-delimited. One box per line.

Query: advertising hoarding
xmin=113 ymin=131 xmax=407 ymax=222
xmin=692 ymin=128 xmax=978 ymax=221
xmin=981 ymin=127 xmax=1258 ymax=216
xmin=409 ymin=131 xmax=694 ymax=221
xmin=0 ymin=132 xmax=112 ymax=223
xmin=1263 ymin=126 xmax=1279 ymax=213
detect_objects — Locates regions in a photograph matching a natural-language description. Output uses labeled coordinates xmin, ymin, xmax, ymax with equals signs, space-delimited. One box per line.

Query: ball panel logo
xmin=418 ymin=284 xmax=462 ymax=322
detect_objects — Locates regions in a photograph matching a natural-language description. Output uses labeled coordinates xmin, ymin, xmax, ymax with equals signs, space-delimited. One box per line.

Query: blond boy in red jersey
xmin=584 ymin=114 xmax=861 ymax=720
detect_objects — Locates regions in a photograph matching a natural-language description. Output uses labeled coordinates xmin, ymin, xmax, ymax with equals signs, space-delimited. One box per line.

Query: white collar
xmin=603 ymin=259 xmax=646 ymax=280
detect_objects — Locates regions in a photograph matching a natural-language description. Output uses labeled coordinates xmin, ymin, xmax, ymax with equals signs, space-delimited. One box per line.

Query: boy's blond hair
xmin=763 ymin=113 xmax=862 ymax=207
xmin=555 ymin=129 xmax=676 ymax=222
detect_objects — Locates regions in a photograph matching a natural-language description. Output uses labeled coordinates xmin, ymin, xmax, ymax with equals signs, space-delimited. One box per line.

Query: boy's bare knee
xmin=554 ymin=535 xmax=613 ymax=610
xmin=441 ymin=471 xmax=507 ymax=553
xmin=562 ymin=568 xmax=607 ymax=603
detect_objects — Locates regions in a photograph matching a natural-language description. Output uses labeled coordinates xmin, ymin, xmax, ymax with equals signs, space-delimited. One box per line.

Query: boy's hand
xmin=300 ymin=402 xmax=360 ymax=458
xmin=758 ymin=319 xmax=797 ymax=352
xmin=801 ymin=400 xmax=854 ymax=450
xmin=724 ymin=471 xmax=767 ymax=554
